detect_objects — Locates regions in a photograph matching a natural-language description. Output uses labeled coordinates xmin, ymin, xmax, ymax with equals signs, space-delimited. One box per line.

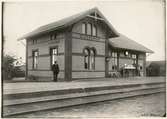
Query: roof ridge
xmin=36 ymin=7 xmax=97 ymax=31
xmin=18 ymin=7 xmax=119 ymax=40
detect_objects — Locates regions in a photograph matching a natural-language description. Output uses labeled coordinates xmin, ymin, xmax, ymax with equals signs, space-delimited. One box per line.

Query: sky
xmin=3 ymin=0 xmax=165 ymax=63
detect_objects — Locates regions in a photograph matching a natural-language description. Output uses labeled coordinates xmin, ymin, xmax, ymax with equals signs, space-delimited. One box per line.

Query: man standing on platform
xmin=52 ymin=61 xmax=59 ymax=82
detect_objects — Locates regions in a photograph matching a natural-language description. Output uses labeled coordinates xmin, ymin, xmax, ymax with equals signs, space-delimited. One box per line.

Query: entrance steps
xmin=3 ymin=79 xmax=166 ymax=117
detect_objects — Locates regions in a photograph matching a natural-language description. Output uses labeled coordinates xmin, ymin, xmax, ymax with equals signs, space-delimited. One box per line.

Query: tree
xmin=2 ymin=55 xmax=17 ymax=80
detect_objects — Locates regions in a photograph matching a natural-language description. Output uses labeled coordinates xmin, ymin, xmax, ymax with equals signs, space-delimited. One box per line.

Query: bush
xmin=13 ymin=66 xmax=25 ymax=77
xmin=2 ymin=55 xmax=17 ymax=80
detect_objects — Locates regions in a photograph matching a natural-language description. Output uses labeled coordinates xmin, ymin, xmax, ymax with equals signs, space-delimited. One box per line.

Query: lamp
xmin=125 ymin=51 xmax=129 ymax=56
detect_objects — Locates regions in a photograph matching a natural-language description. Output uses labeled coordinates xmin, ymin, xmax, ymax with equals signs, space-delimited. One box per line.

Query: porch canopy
xmin=109 ymin=34 xmax=154 ymax=53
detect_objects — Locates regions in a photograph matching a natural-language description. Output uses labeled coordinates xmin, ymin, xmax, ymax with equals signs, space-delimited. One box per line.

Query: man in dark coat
xmin=52 ymin=61 xmax=59 ymax=82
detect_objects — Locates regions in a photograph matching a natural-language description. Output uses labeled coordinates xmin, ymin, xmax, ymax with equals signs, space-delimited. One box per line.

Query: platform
xmin=2 ymin=77 xmax=166 ymax=117
xmin=3 ymin=77 xmax=165 ymax=95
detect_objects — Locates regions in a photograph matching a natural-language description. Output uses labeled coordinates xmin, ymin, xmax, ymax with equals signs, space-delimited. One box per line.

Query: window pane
xmin=33 ymin=51 xmax=38 ymax=69
xmin=84 ymin=48 xmax=96 ymax=70
xmin=54 ymin=34 xmax=57 ymax=39
xmin=115 ymin=52 xmax=117 ymax=57
xmin=51 ymin=48 xmax=58 ymax=65
xmin=82 ymin=23 xmax=86 ymax=34
xmin=90 ymin=50 xmax=94 ymax=55
xmin=84 ymin=49 xmax=89 ymax=69
xmin=87 ymin=23 xmax=92 ymax=35
xmin=92 ymin=25 xmax=97 ymax=36
xmin=85 ymin=55 xmax=89 ymax=69
xmin=132 ymin=54 xmax=136 ymax=59
xmin=112 ymin=52 xmax=117 ymax=57
xmin=115 ymin=58 xmax=117 ymax=66
xmin=90 ymin=50 xmax=95 ymax=70
xmin=50 ymin=35 xmax=54 ymax=40
xmin=53 ymin=48 xmax=57 ymax=55
xmin=84 ymin=49 xmax=89 ymax=55
xmin=50 ymin=34 xmax=57 ymax=40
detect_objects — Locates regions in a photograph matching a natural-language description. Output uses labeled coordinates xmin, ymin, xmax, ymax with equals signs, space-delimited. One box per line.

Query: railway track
xmin=3 ymin=81 xmax=166 ymax=117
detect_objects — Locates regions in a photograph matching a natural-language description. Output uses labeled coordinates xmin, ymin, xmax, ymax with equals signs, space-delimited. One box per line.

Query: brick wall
xmin=27 ymin=32 xmax=65 ymax=80
xmin=72 ymin=17 xmax=106 ymax=38
xmin=71 ymin=17 xmax=107 ymax=79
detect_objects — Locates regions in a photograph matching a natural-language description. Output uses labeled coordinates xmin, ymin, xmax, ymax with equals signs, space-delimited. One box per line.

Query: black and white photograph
xmin=2 ymin=0 xmax=166 ymax=118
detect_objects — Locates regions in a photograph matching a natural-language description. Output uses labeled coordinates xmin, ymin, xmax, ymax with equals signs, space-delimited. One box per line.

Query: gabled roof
xmin=19 ymin=7 xmax=154 ymax=53
xmin=18 ymin=7 xmax=119 ymax=40
xmin=109 ymin=34 xmax=154 ymax=53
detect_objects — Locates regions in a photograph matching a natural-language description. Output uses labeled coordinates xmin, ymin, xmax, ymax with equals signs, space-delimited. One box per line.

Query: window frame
xmin=50 ymin=46 xmax=58 ymax=68
xmin=87 ymin=23 xmax=92 ymax=35
xmin=32 ymin=39 xmax=37 ymax=44
xmin=89 ymin=49 xmax=96 ymax=70
xmin=111 ymin=51 xmax=118 ymax=71
xmin=50 ymin=33 xmax=57 ymax=40
xmin=82 ymin=23 xmax=87 ymax=34
xmin=84 ymin=48 xmax=90 ymax=70
xmin=92 ymin=25 xmax=97 ymax=36
xmin=83 ymin=47 xmax=96 ymax=70
xmin=32 ymin=49 xmax=39 ymax=69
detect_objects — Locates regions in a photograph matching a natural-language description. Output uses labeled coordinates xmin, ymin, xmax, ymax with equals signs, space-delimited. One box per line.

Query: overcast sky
xmin=3 ymin=0 xmax=165 ymax=62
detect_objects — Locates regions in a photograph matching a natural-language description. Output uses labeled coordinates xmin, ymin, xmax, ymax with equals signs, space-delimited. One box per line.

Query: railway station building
xmin=19 ymin=8 xmax=153 ymax=81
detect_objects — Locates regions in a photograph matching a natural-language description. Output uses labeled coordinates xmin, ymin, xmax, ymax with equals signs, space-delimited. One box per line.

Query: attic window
xmin=32 ymin=39 xmax=37 ymax=44
xmin=50 ymin=33 xmax=57 ymax=40
xmin=87 ymin=23 xmax=92 ymax=35
xmin=82 ymin=23 xmax=86 ymax=34
xmin=92 ymin=25 xmax=97 ymax=36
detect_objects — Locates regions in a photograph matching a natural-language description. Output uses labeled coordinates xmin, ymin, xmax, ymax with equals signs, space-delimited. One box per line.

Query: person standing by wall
xmin=52 ymin=61 xmax=59 ymax=82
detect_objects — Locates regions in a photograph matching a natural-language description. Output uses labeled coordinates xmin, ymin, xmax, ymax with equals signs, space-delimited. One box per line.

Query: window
xmin=82 ymin=23 xmax=86 ymax=34
xmin=132 ymin=54 xmax=137 ymax=65
xmin=84 ymin=49 xmax=89 ymax=69
xmin=32 ymin=39 xmax=37 ymax=44
xmin=90 ymin=49 xmax=95 ymax=70
xmin=50 ymin=47 xmax=58 ymax=66
xmin=111 ymin=51 xmax=118 ymax=70
xmin=112 ymin=52 xmax=117 ymax=57
xmin=50 ymin=34 xmax=57 ymax=40
xmin=32 ymin=50 xmax=38 ymax=69
xmin=82 ymin=23 xmax=98 ymax=36
xmin=132 ymin=54 xmax=136 ymax=59
xmin=87 ymin=23 xmax=92 ymax=35
xmin=92 ymin=25 xmax=97 ymax=36
xmin=84 ymin=48 xmax=96 ymax=70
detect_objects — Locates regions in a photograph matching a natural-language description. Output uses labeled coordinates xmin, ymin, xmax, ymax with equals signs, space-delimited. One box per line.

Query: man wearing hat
xmin=52 ymin=61 xmax=59 ymax=82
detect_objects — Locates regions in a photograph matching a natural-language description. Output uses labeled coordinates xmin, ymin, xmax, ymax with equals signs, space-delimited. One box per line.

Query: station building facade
xmin=19 ymin=8 xmax=153 ymax=81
